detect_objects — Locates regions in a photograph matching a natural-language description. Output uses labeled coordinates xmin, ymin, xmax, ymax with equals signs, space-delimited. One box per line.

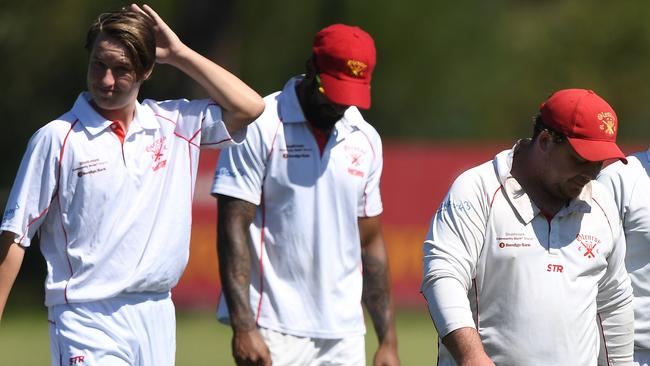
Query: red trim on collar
xmin=110 ymin=121 xmax=126 ymax=144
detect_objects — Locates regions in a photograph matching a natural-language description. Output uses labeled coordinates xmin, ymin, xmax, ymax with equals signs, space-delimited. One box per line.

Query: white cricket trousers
xmin=259 ymin=327 xmax=365 ymax=366
xmin=48 ymin=292 xmax=174 ymax=366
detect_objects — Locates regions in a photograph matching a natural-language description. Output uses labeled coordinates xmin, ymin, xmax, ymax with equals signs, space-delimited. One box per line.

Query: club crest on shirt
xmin=73 ymin=158 xmax=108 ymax=177
xmin=146 ymin=137 xmax=168 ymax=171
xmin=576 ymin=234 xmax=601 ymax=258
xmin=344 ymin=145 xmax=367 ymax=177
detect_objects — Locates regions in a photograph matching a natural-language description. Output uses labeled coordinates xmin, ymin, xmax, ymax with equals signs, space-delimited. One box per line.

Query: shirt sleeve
xmin=421 ymin=169 xmax=489 ymax=338
xmin=596 ymin=166 xmax=636 ymax=365
xmin=211 ymin=121 xmax=267 ymax=205
xmin=1 ymin=126 xmax=60 ymax=247
xmin=148 ymin=98 xmax=246 ymax=149
xmin=596 ymin=217 xmax=634 ymax=365
xmin=358 ymin=130 xmax=383 ymax=217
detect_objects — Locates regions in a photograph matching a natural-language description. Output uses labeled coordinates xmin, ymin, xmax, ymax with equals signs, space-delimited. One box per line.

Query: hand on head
xmin=129 ymin=4 xmax=185 ymax=65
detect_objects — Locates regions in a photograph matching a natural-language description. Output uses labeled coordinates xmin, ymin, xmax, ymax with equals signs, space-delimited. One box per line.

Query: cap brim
xmin=568 ymin=138 xmax=628 ymax=164
xmin=319 ymin=73 xmax=371 ymax=109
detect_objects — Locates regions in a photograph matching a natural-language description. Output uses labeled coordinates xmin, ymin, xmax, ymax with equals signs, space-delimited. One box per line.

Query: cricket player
xmin=421 ymin=89 xmax=634 ymax=365
xmin=598 ymin=149 xmax=650 ymax=366
xmin=212 ymin=24 xmax=399 ymax=366
xmin=0 ymin=4 xmax=264 ymax=365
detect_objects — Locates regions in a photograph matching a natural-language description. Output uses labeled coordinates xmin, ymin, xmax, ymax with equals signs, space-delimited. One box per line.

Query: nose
xmin=100 ymin=68 xmax=115 ymax=86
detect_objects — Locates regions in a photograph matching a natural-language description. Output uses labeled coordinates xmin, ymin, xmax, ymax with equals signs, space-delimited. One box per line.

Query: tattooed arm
xmin=359 ymin=215 xmax=400 ymax=366
xmin=217 ymin=194 xmax=271 ymax=366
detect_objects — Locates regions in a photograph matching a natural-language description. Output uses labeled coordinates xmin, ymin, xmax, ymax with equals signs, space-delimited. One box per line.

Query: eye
xmin=90 ymin=60 xmax=107 ymax=71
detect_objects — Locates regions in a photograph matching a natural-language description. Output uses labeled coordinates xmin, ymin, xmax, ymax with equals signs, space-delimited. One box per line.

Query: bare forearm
xmin=169 ymin=46 xmax=264 ymax=132
xmin=134 ymin=4 xmax=264 ymax=133
xmin=442 ymin=327 xmax=494 ymax=366
xmin=362 ymin=244 xmax=396 ymax=344
xmin=218 ymin=239 xmax=256 ymax=331
xmin=217 ymin=196 xmax=257 ymax=331
xmin=0 ymin=231 xmax=25 ymax=323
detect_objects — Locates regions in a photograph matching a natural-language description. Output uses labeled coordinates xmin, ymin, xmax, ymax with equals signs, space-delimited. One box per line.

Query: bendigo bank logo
xmin=347 ymin=59 xmax=367 ymax=78
xmin=576 ymin=234 xmax=600 ymax=258
xmin=597 ymin=112 xmax=616 ymax=135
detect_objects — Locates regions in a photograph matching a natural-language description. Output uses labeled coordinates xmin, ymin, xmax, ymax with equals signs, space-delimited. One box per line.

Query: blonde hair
xmin=85 ymin=8 xmax=156 ymax=81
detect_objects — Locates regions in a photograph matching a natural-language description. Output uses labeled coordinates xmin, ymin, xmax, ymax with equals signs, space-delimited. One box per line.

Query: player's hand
xmin=129 ymin=4 xmax=185 ymax=66
xmin=232 ymin=329 xmax=272 ymax=366
xmin=373 ymin=342 xmax=400 ymax=366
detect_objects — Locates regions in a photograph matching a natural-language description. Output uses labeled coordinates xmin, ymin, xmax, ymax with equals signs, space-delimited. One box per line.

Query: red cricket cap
xmin=312 ymin=24 xmax=376 ymax=109
xmin=540 ymin=88 xmax=627 ymax=164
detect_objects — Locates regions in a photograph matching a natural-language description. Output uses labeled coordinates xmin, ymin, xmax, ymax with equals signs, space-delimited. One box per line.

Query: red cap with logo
xmin=540 ymin=88 xmax=627 ymax=164
xmin=312 ymin=24 xmax=376 ymax=109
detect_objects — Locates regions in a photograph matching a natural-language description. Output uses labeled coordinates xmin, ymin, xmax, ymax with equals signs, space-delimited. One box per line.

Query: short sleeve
xmin=211 ymin=121 xmax=267 ymax=205
xmin=1 ymin=126 xmax=61 ymax=247
xmin=358 ymin=130 xmax=383 ymax=217
xmin=145 ymin=98 xmax=245 ymax=149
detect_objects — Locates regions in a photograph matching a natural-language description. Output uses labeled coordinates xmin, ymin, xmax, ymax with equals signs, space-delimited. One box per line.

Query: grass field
xmin=0 ymin=307 xmax=438 ymax=365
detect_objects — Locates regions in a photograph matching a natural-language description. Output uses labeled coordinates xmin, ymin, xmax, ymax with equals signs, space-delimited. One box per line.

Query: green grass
xmin=0 ymin=308 xmax=438 ymax=365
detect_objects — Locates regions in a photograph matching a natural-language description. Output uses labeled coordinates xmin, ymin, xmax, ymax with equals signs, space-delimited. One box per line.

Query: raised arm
xmin=358 ymin=215 xmax=400 ymax=366
xmin=216 ymin=194 xmax=271 ymax=366
xmin=132 ymin=4 xmax=264 ymax=134
xmin=0 ymin=231 xmax=25 ymax=323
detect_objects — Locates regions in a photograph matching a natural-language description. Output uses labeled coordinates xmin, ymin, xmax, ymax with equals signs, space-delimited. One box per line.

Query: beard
xmin=303 ymin=102 xmax=345 ymax=131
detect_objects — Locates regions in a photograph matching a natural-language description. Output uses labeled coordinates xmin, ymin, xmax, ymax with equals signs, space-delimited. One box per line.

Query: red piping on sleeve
xmin=58 ymin=120 xmax=79 ymax=303
xmin=597 ymin=313 xmax=611 ymax=365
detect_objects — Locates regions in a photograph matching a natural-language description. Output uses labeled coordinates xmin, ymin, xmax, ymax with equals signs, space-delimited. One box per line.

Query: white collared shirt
xmin=1 ymin=92 xmax=243 ymax=306
xmin=598 ymin=149 xmax=650 ymax=353
xmin=422 ymin=148 xmax=633 ymax=366
xmin=212 ymin=76 xmax=383 ymax=339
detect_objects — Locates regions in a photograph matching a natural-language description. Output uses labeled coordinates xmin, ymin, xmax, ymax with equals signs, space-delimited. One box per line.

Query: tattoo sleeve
xmin=217 ymin=194 xmax=258 ymax=332
xmin=359 ymin=216 xmax=397 ymax=345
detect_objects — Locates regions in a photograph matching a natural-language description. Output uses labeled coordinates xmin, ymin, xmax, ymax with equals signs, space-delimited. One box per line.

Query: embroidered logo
xmin=69 ymin=355 xmax=85 ymax=365
xmin=146 ymin=137 xmax=168 ymax=171
xmin=597 ymin=112 xmax=616 ymax=135
xmin=344 ymin=145 xmax=367 ymax=177
xmin=576 ymin=234 xmax=601 ymax=258
xmin=347 ymin=59 xmax=367 ymax=77
xmin=73 ymin=159 xmax=108 ymax=177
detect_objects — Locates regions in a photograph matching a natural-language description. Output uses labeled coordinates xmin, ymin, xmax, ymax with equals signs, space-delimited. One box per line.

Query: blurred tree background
xmin=3 ymin=0 xmax=650 ymax=299
xmin=3 ymin=0 xmax=650 ymax=194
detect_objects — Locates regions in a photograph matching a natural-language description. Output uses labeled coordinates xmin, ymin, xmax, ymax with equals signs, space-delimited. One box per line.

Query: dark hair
xmin=85 ymin=8 xmax=156 ymax=81
xmin=532 ymin=114 xmax=566 ymax=143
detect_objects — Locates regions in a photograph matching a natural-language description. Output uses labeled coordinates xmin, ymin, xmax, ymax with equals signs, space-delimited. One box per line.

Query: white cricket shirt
xmin=598 ymin=149 xmax=650 ymax=355
xmin=212 ymin=76 xmax=383 ymax=339
xmin=421 ymin=147 xmax=634 ymax=366
xmin=1 ymin=92 xmax=243 ymax=306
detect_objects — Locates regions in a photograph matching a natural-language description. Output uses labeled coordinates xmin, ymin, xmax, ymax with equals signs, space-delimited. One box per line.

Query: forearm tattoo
xmin=217 ymin=196 xmax=257 ymax=331
xmin=361 ymin=248 xmax=392 ymax=342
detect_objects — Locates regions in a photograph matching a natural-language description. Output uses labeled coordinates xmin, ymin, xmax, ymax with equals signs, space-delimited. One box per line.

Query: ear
xmin=537 ymin=130 xmax=554 ymax=153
